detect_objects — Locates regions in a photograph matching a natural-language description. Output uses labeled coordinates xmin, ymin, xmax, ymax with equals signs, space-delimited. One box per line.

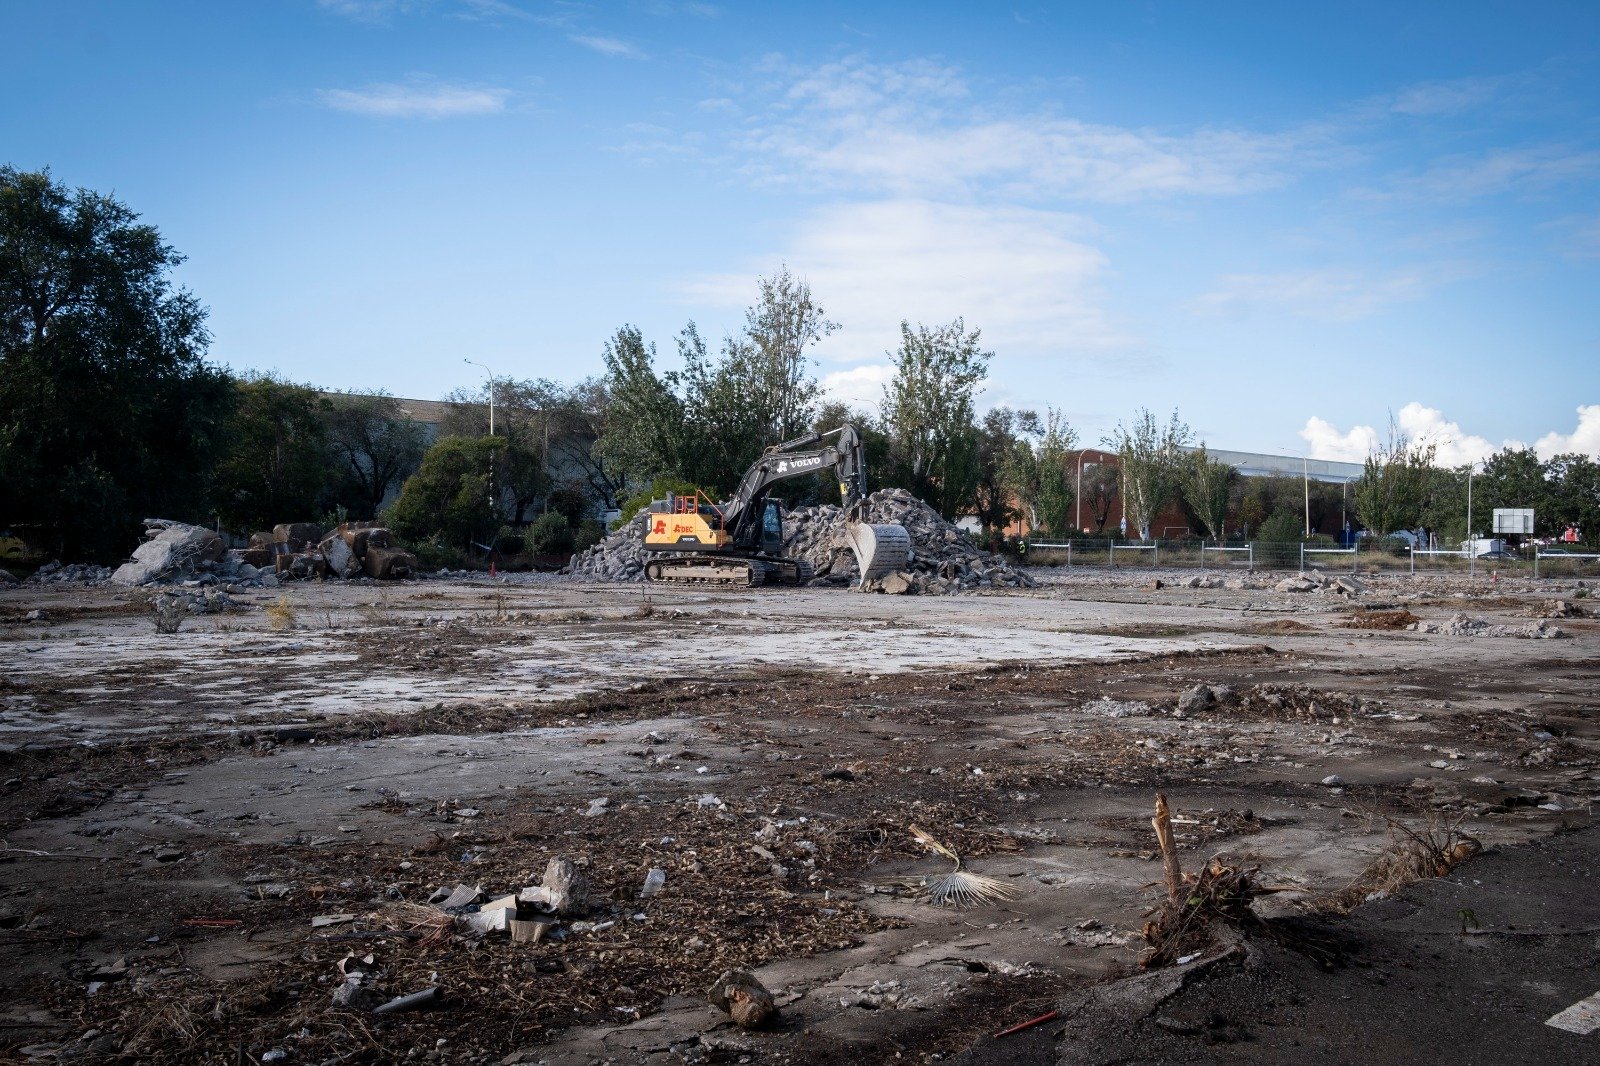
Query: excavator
xmin=639 ymin=424 xmax=911 ymax=587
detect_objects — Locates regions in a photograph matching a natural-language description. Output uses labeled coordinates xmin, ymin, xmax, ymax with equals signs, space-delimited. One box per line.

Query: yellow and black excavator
xmin=640 ymin=424 xmax=911 ymax=587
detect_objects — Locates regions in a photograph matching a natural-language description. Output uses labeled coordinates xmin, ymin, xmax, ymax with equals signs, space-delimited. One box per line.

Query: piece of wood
xmin=1152 ymin=792 xmax=1184 ymax=904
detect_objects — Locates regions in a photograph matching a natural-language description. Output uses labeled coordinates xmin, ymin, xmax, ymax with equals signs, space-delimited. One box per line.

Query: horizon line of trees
xmin=5 ymin=167 xmax=1596 ymax=564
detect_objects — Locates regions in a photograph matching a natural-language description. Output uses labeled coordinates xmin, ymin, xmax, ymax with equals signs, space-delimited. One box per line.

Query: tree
xmin=323 ymin=390 xmax=426 ymax=519
xmin=999 ymin=408 xmax=1078 ymax=536
xmin=739 ymin=266 xmax=837 ymax=445
xmin=385 ymin=436 xmax=501 ymax=548
xmin=1178 ymin=445 xmax=1237 ymax=543
xmin=1352 ymin=426 xmax=1435 ymax=535
xmin=0 ymin=166 xmax=230 ymax=559
xmin=1081 ymin=460 xmax=1119 ymax=533
xmin=1104 ymin=408 xmax=1193 ymax=540
xmin=978 ymin=407 xmax=1038 ymax=532
xmin=211 ymin=375 xmax=333 ymax=532
xmin=1547 ymin=453 xmax=1600 ymax=539
xmin=1476 ymin=447 xmax=1551 ymax=533
xmin=880 ymin=318 xmax=991 ymax=520
xmin=593 ymin=324 xmax=687 ymax=488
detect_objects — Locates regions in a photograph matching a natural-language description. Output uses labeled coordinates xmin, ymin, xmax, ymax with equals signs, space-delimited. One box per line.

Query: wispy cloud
xmin=1387 ymin=75 xmax=1506 ymax=117
xmin=570 ymin=34 xmax=646 ymax=59
xmin=1192 ymin=265 xmax=1471 ymax=322
xmin=316 ymin=0 xmax=421 ymax=20
xmin=1372 ymin=144 xmax=1600 ymax=201
xmin=317 ymin=0 xmax=529 ymax=20
xmin=685 ymin=199 xmax=1130 ymax=366
xmin=317 ymin=80 xmax=512 ymax=118
xmin=739 ymin=55 xmax=1334 ymax=202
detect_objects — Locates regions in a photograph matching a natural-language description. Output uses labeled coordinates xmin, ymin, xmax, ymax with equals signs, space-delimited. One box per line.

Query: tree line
xmin=5 ymin=168 xmax=1594 ymax=564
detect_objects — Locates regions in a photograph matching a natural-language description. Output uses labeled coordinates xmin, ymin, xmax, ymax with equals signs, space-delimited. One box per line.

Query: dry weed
xmin=265 ymin=594 xmax=297 ymax=631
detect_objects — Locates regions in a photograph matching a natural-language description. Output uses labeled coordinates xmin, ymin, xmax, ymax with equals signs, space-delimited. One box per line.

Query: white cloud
xmin=822 ymin=364 xmax=894 ymax=410
xmin=1535 ymin=405 xmax=1600 ymax=458
xmin=317 ymin=81 xmax=511 ymax=118
xmin=1193 ymin=266 xmax=1466 ymax=322
xmin=1299 ymin=401 xmax=1552 ymax=465
xmin=317 ymin=0 xmax=528 ymax=20
xmin=1378 ymin=144 xmax=1600 ymax=201
xmin=742 ymin=56 xmax=1329 ymax=202
xmin=684 ymin=199 xmax=1129 ymax=365
xmin=570 ymin=35 xmax=646 ymax=59
xmin=1388 ymin=75 xmax=1504 ymax=117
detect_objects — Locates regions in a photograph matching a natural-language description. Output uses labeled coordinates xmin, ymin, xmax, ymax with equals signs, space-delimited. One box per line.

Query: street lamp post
xmin=1467 ymin=461 xmax=1475 ymax=577
xmin=1076 ymin=451 xmax=1087 ymax=533
xmin=463 ymin=360 xmax=497 ymax=539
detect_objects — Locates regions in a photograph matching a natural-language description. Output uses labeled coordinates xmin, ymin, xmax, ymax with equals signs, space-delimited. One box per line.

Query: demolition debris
xmin=108 ymin=518 xmax=417 ymax=588
xmin=569 ymin=488 xmax=1036 ymax=593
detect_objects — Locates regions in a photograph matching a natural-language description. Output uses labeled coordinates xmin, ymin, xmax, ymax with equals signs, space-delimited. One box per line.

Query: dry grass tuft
xmin=265 ymin=593 xmax=297 ymax=631
xmin=1316 ymin=811 xmax=1480 ymax=914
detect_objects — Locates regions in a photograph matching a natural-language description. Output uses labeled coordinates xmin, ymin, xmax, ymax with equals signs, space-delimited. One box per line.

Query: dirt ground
xmin=2 ymin=568 xmax=1597 ymax=1064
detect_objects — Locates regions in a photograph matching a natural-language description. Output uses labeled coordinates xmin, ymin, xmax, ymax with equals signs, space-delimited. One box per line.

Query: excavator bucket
xmin=845 ymin=521 xmax=912 ymax=586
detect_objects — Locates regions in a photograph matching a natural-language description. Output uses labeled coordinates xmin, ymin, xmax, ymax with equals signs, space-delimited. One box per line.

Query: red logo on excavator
xmin=653 ymin=519 xmax=667 ymax=535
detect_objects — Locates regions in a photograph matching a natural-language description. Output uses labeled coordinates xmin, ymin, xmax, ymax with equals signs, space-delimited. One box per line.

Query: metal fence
xmin=1021 ymin=537 xmax=1597 ymax=578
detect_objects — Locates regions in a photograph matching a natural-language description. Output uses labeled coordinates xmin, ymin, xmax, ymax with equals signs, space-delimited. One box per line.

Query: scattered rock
xmin=708 ymin=969 xmax=777 ymax=1029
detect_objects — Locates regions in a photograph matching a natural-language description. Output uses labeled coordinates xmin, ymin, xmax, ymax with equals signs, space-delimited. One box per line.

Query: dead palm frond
xmin=874 ymin=825 xmax=1018 ymax=908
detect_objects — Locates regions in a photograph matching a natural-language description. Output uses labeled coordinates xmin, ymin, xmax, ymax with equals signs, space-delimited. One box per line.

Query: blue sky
xmin=8 ymin=1 xmax=1599 ymax=462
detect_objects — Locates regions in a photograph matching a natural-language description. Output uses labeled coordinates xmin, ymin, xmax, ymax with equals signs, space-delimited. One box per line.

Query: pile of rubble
xmin=568 ymin=488 xmax=1035 ymax=594
xmin=234 ymin=521 xmax=417 ymax=582
xmin=1410 ymin=613 xmax=1569 ymax=639
xmin=110 ymin=519 xmax=417 ymax=588
xmin=1274 ymin=571 xmax=1366 ymax=597
xmin=23 ymin=562 xmax=115 ymax=586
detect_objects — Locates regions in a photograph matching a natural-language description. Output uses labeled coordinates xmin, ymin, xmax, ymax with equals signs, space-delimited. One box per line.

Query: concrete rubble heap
xmin=567 ymin=487 xmax=1036 ymax=594
xmin=109 ymin=519 xmax=416 ymax=588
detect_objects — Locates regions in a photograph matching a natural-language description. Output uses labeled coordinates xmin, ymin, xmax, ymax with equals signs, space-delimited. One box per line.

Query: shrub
xmin=574 ymin=519 xmax=604 ymax=553
xmin=527 ymin=512 xmax=573 ymax=554
xmin=1256 ymin=511 xmax=1305 ymax=543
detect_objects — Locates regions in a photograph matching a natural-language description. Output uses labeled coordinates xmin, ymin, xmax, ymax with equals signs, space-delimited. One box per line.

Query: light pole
xmin=463 ymin=359 xmax=495 ymax=435
xmin=1076 ymin=451 xmax=1087 ymax=533
xmin=463 ymin=360 xmax=497 ymax=549
xmin=1303 ymin=457 xmax=1310 ymax=538
xmin=1466 ymin=460 xmax=1476 ymax=577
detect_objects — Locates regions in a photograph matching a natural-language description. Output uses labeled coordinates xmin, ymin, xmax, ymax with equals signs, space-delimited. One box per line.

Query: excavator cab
xmin=760 ymin=499 xmax=784 ymax=554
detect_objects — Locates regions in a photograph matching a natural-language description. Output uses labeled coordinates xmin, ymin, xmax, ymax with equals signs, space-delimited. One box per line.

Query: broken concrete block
xmin=272 ymin=523 xmax=324 ymax=551
xmin=1176 ymin=685 xmax=1217 ymax=715
xmin=112 ymin=521 xmax=225 ymax=585
xmin=363 ymin=546 xmax=417 ymax=580
xmin=520 ymin=858 xmax=589 ymax=916
xmin=880 ymin=571 xmax=915 ymax=595
xmin=319 ymin=534 xmax=361 ymax=579
xmin=1336 ymin=576 xmax=1366 ymax=596
xmin=708 ymin=969 xmax=777 ymax=1029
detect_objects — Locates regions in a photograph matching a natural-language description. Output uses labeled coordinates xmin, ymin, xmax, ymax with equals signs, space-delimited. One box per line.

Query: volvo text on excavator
xmin=639 ymin=425 xmax=911 ymax=587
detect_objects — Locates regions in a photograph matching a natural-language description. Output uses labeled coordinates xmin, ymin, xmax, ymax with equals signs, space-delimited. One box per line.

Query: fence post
xmin=1067 ymin=541 xmax=1072 ymax=569
xmin=1299 ymin=543 xmax=1304 ymax=572
xmin=1409 ymin=545 xmax=1415 ymax=578
xmin=1534 ymin=550 xmax=1538 ymax=580
xmin=1247 ymin=543 xmax=1253 ymax=572
xmin=1154 ymin=541 xmax=1160 ymax=568
xmin=1108 ymin=539 xmax=1114 ymax=567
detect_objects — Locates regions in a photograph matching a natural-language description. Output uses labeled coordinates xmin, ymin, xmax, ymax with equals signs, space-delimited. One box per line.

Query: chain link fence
xmin=1021 ymin=536 xmax=1598 ymax=578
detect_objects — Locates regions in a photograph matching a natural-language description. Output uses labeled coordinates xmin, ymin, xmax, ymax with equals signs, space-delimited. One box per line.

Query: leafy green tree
xmin=323 ymin=390 xmax=427 ymax=519
xmin=211 ymin=374 xmax=333 ymax=533
xmin=594 ymin=324 xmax=690 ymax=488
xmin=738 ymin=266 xmax=837 ymax=445
xmin=1178 ymin=446 xmax=1238 ymax=543
xmin=385 ymin=436 xmax=501 ymax=548
xmin=1547 ymin=453 xmax=1600 ymax=539
xmin=880 ymin=318 xmax=991 ymax=520
xmin=1104 ymin=408 xmax=1193 ymax=541
xmin=1352 ymin=429 xmax=1434 ymax=534
xmin=1476 ymin=447 xmax=1551 ymax=533
xmin=998 ymin=408 xmax=1078 ymax=536
xmin=978 ymin=407 xmax=1037 ymax=532
xmin=0 ymin=166 xmax=230 ymax=558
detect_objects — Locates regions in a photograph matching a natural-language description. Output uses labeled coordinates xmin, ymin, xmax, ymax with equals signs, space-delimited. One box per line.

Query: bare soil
xmin=1 ymin=570 xmax=1596 ymax=1063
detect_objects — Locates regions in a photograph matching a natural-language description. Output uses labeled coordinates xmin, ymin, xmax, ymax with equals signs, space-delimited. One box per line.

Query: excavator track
xmin=643 ymin=554 xmax=802 ymax=587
